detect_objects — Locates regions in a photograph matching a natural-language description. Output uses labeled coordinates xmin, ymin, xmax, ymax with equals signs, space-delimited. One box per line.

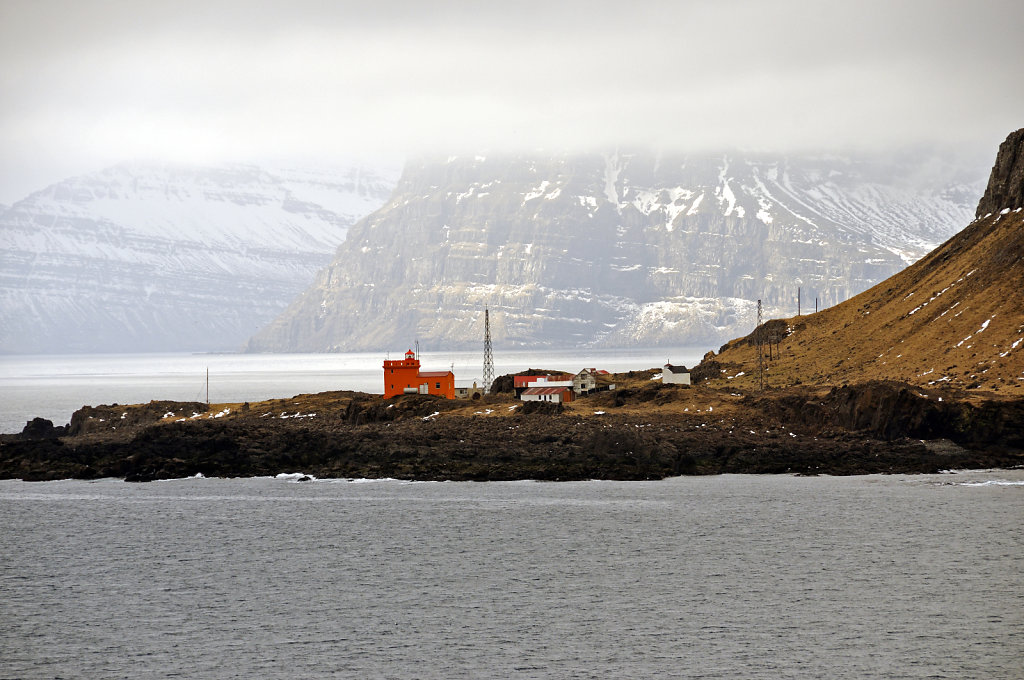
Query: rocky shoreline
xmin=2 ymin=377 xmax=1021 ymax=482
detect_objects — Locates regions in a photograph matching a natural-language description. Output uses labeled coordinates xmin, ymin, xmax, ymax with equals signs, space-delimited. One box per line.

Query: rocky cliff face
xmin=0 ymin=162 xmax=398 ymax=353
xmin=248 ymin=150 xmax=984 ymax=352
xmin=976 ymin=128 xmax=1024 ymax=217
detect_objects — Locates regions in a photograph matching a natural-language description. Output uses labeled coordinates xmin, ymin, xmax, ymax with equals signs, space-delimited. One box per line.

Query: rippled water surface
xmin=2 ymin=472 xmax=1022 ymax=679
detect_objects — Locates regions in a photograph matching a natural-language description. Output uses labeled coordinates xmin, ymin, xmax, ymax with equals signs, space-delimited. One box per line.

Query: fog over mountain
xmin=1 ymin=1 xmax=1021 ymax=204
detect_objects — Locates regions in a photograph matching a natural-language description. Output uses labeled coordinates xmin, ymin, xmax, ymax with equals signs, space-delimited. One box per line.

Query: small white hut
xmin=662 ymin=364 xmax=691 ymax=385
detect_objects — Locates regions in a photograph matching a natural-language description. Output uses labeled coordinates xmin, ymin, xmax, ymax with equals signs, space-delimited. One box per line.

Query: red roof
xmin=419 ymin=370 xmax=453 ymax=377
xmin=522 ymin=386 xmax=572 ymax=395
xmin=515 ymin=374 xmax=572 ymax=387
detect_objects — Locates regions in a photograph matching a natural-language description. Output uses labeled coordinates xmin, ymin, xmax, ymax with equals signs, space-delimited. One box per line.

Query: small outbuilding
xmin=455 ymin=381 xmax=485 ymax=399
xmin=662 ymin=363 xmax=691 ymax=385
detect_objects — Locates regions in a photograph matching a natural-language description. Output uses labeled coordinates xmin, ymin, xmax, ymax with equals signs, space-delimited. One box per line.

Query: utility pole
xmin=482 ymin=308 xmax=494 ymax=394
xmin=756 ymin=299 xmax=764 ymax=391
xmin=798 ymin=286 xmax=801 ymax=316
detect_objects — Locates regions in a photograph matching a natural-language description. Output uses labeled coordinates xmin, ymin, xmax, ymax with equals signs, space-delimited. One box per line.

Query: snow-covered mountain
xmin=0 ymin=161 xmax=400 ymax=353
xmin=247 ymin=150 xmax=987 ymax=352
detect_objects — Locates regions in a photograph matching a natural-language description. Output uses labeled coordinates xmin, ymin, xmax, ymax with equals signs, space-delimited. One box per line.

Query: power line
xmin=756 ymin=299 xmax=764 ymax=391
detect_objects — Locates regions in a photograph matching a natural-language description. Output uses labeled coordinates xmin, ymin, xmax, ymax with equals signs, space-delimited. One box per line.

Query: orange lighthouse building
xmin=383 ymin=349 xmax=455 ymax=399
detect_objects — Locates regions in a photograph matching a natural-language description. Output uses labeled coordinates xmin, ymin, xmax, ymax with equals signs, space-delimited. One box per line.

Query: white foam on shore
xmin=275 ymin=472 xmax=318 ymax=482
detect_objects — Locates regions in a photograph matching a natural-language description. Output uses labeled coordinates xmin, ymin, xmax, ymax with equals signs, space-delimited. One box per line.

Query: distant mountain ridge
xmin=705 ymin=128 xmax=1024 ymax=395
xmin=248 ymin=149 xmax=986 ymax=352
xmin=0 ymin=161 xmax=400 ymax=353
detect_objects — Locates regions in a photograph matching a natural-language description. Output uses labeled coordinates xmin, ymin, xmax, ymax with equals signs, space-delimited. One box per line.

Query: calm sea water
xmin=2 ymin=472 xmax=1022 ymax=679
xmin=0 ymin=347 xmax=706 ymax=433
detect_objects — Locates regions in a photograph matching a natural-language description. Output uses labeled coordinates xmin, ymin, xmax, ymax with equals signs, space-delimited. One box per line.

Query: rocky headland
xmin=1 ymin=374 xmax=1021 ymax=482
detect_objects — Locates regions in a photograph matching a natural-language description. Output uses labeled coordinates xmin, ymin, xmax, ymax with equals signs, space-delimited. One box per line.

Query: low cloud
xmin=1 ymin=0 xmax=1021 ymax=202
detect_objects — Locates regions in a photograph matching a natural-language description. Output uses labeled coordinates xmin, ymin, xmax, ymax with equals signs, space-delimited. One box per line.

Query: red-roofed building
xmin=520 ymin=386 xmax=575 ymax=403
xmin=382 ymin=350 xmax=455 ymax=399
xmin=513 ymin=374 xmax=574 ymax=396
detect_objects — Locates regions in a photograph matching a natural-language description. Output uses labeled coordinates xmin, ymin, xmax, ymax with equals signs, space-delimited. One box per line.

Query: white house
xmin=531 ymin=377 xmax=575 ymax=389
xmin=573 ymin=368 xmax=611 ymax=395
xmin=662 ymin=364 xmax=691 ymax=385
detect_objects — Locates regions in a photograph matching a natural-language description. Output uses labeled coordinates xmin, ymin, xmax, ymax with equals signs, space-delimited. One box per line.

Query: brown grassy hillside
xmin=702 ymin=130 xmax=1024 ymax=397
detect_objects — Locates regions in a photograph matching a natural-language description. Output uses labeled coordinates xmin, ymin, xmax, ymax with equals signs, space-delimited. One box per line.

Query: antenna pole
xmin=206 ymin=367 xmax=209 ymax=406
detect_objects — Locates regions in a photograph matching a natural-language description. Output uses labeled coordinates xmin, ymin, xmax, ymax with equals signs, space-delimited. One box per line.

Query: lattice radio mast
xmin=482 ymin=308 xmax=494 ymax=393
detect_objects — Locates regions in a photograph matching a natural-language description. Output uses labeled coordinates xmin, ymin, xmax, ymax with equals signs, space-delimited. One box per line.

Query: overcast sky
xmin=1 ymin=0 xmax=1022 ymax=203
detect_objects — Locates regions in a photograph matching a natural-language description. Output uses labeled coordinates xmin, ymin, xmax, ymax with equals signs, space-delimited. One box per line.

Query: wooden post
xmin=757 ymin=300 xmax=764 ymax=391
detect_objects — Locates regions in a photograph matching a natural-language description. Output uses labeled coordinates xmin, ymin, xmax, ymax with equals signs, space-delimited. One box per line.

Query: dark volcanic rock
xmin=977 ymin=127 xmax=1024 ymax=217
xmin=747 ymin=381 xmax=1024 ymax=449
xmin=517 ymin=400 xmax=563 ymax=415
xmin=2 ymin=383 xmax=1021 ymax=482
xmin=344 ymin=393 xmax=462 ymax=424
xmin=68 ymin=401 xmax=208 ymax=436
xmin=690 ymin=352 xmax=727 ymax=384
xmin=20 ymin=417 xmax=66 ymax=439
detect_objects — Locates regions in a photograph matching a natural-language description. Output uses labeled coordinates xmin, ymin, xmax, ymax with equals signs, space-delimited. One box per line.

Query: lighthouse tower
xmin=382 ymin=349 xmax=455 ymax=399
